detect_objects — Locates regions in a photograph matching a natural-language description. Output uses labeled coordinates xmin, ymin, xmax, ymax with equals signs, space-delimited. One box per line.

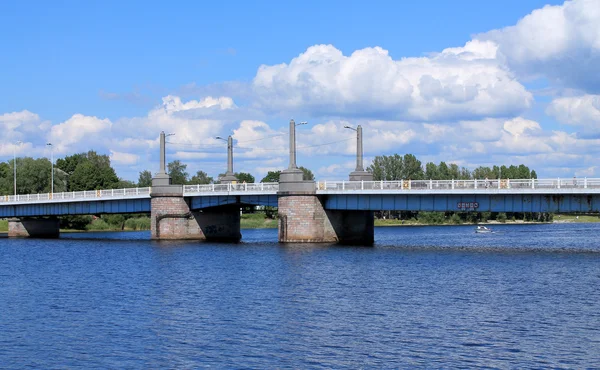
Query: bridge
xmin=2 ymin=123 xmax=598 ymax=244
xmin=2 ymin=178 xmax=599 ymax=243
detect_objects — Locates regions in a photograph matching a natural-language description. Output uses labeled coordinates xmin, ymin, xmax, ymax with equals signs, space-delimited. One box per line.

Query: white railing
xmin=1 ymin=187 xmax=151 ymax=203
xmin=316 ymin=178 xmax=598 ymax=192
xmin=1 ymin=178 xmax=597 ymax=205
xmin=183 ymin=182 xmax=279 ymax=194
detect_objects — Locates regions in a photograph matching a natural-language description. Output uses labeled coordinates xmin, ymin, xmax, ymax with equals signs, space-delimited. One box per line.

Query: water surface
xmin=1 ymin=223 xmax=599 ymax=368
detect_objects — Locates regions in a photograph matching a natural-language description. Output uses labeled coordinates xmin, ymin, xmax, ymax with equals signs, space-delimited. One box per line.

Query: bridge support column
xmin=278 ymin=193 xmax=374 ymax=245
xmin=8 ymin=217 xmax=60 ymax=238
xmin=151 ymin=188 xmax=241 ymax=241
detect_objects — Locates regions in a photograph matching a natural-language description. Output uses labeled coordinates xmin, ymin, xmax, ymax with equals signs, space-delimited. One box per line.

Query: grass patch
xmin=0 ymin=219 xmax=7 ymax=232
xmin=555 ymin=214 xmax=600 ymax=223
xmin=241 ymin=212 xmax=278 ymax=229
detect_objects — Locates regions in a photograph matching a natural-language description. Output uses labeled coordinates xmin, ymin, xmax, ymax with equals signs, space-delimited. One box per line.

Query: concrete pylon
xmin=279 ymin=119 xmax=314 ymax=192
xmin=219 ymin=135 xmax=238 ymax=184
xmin=349 ymin=125 xmax=373 ymax=181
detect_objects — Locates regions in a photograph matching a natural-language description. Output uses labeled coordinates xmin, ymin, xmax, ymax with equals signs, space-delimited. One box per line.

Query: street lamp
xmin=46 ymin=142 xmax=53 ymax=194
xmin=289 ymin=119 xmax=308 ymax=169
xmin=13 ymin=140 xmax=22 ymax=196
xmin=344 ymin=125 xmax=365 ymax=172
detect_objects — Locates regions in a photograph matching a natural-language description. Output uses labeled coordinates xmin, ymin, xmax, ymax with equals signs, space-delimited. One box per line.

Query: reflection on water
xmin=1 ymin=223 xmax=599 ymax=368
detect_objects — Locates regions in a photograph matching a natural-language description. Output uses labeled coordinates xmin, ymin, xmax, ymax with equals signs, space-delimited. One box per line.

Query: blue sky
xmin=1 ymin=0 xmax=599 ymax=182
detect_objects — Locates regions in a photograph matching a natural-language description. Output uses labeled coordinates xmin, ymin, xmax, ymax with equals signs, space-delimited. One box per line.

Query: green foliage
xmin=60 ymin=215 xmax=93 ymax=230
xmin=299 ymin=166 xmax=314 ymax=181
xmin=138 ymin=170 xmax=153 ymax=187
xmin=417 ymin=212 xmax=446 ymax=224
xmin=261 ymin=170 xmax=281 ymax=183
xmin=124 ymin=217 xmax=151 ymax=230
xmin=69 ymin=161 xmax=119 ymax=191
xmin=450 ymin=213 xmax=463 ymax=224
xmin=116 ymin=179 xmax=137 ymax=188
xmin=368 ymin=154 xmax=424 ymax=180
xmin=496 ymin=212 xmax=507 ymax=223
xmin=235 ymin=172 xmax=255 ymax=183
xmin=86 ymin=218 xmax=111 ymax=230
xmin=56 ymin=153 xmax=87 ymax=175
xmin=0 ymin=157 xmax=67 ymax=194
xmin=189 ymin=170 xmax=213 ymax=184
xmin=0 ymin=219 xmax=7 ymax=232
xmin=168 ymin=160 xmax=189 ymax=185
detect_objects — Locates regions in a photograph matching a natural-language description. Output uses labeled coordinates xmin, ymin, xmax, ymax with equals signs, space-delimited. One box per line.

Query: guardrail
xmin=316 ymin=178 xmax=600 ymax=191
xmin=1 ymin=187 xmax=151 ymax=203
xmin=2 ymin=178 xmax=598 ymax=205
xmin=183 ymin=182 xmax=279 ymax=193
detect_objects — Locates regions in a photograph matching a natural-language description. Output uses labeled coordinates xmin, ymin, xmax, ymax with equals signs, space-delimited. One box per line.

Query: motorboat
xmin=475 ymin=225 xmax=493 ymax=233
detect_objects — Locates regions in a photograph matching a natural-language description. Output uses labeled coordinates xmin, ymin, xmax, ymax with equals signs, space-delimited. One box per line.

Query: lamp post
xmin=13 ymin=140 xmax=22 ymax=196
xmin=46 ymin=142 xmax=53 ymax=194
xmin=289 ymin=119 xmax=307 ymax=169
xmin=345 ymin=124 xmax=373 ymax=181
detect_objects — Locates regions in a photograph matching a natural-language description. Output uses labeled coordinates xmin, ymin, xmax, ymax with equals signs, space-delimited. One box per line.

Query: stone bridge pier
xmin=8 ymin=217 xmax=60 ymax=238
xmin=277 ymin=169 xmax=374 ymax=245
xmin=150 ymin=186 xmax=241 ymax=242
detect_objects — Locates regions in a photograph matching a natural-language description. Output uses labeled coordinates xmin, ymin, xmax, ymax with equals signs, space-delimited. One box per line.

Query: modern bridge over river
xmin=3 ymin=123 xmax=599 ymax=243
xmin=2 ymin=177 xmax=599 ymax=242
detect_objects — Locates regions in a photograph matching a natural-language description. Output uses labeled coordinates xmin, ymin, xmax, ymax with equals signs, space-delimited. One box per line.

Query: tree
xmin=168 ymin=160 xmax=188 ymax=185
xmin=402 ymin=154 xmax=423 ymax=180
xmin=189 ymin=170 xmax=213 ymax=184
xmin=299 ymin=166 xmax=314 ymax=181
xmin=138 ymin=170 xmax=153 ymax=187
xmin=56 ymin=153 xmax=87 ymax=175
xmin=69 ymin=161 xmax=119 ymax=191
xmin=261 ymin=170 xmax=281 ymax=183
xmin=368 ymin=154 xmax=403 ymax=181
xmin=235 ymin=172 xmax=255 ymax=183
xmin=116 ymin=179 xmax=137 ymax=188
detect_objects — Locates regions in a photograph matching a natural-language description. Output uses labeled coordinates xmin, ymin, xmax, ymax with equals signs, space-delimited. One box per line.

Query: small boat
xmin=475 ymin=225 xmax=493 ymax=233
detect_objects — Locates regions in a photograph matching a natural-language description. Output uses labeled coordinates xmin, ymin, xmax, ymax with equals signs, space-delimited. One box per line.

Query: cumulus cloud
xmin=252 ymin=42 xmax=532 ymax=121
xmin=478 ymin=0 xmax=600 ymax=92
xmin=110 ymin=150 xmax=139 ymax=165
xmin=546 ymin=94 xmax=600 ymax=136
xmin=48 ymin=114 xmax=112 ymax=153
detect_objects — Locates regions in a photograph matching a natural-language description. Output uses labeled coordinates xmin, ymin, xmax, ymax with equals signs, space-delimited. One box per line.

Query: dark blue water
xmin=1 ymin=223 xmax=600 ymax=368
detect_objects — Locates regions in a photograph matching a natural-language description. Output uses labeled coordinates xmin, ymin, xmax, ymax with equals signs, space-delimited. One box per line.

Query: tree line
xmin=367 ymin=153 xmax=537 ymax=181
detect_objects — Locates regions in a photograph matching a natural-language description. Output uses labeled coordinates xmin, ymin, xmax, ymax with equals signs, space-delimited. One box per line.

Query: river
xmin=1 ymin=223 xmax=599 ymax=368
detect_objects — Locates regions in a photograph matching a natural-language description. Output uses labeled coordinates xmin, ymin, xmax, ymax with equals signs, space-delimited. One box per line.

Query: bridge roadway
xmin=1 ymin=178 xmax=600 ymax=218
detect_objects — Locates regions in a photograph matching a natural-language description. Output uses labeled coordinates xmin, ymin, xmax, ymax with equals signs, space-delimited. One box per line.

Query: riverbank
xmin=2 ymin=213 xmax=598 ymax=233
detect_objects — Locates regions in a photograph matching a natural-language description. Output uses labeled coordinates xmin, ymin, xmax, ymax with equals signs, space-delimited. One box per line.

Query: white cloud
xmin=546 ymin=94 xmax=600 ymax=135
xmin=478 ymin=0 xmax=600 ymax=92
xmin=48 ymin=114 xmax=112 ymax=153
xmin=110 ymin=150 xmax=139 ymax=165
xmin=252 ymin=42 xmax=532 ymax=121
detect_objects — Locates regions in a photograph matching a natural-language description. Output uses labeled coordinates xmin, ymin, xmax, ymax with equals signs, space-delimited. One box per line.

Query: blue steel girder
xmin=188 ymin=194 xmax=278 ymax=210
xmin=324 ymin=194 xmax=600 ymax=213
xmin=0 ymin=198 xmax=150 ymax=218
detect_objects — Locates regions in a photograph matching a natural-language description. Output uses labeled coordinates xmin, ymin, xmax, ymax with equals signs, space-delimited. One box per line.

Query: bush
xmin=0 ymin=219 xmax=7 ymax=232
xmin=60 ymin=215 xmax=93 ymax=230
xmin=417 ymin=212 xmax=446 ymax=224
xmin=496 ymin=212 xmax=507 ymax=223
xmin=86 ymin=219 xmax=111 ymax=230
xmin=124 ymin=217 xmax=151 ymax=230
xmin=450 ymin=213 xmax=462 ymax=224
